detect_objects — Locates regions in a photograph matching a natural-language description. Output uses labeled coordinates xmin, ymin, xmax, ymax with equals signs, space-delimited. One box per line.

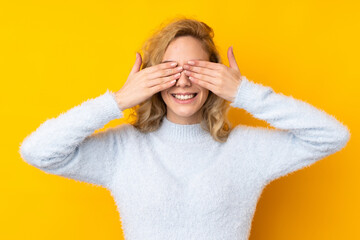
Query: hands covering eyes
xmin=181 ymin=46 xmax=242 ymax=103
xmin=114 ymin=52 xmax=182 ymax=111
xmin=114 ymin=46 xmax=242 ymax=111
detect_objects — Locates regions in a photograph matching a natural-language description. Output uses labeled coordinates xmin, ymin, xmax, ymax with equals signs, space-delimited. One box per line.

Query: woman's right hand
xmin=114 ymin=52 xmax=183 ymax=111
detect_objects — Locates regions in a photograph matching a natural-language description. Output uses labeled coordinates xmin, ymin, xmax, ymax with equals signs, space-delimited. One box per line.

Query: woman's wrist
xmin=114 ymin=91 xmax=126 ymax=112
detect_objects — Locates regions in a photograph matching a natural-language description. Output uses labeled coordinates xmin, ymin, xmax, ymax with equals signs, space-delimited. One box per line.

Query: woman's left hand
xmin=183 ymin=46 xmax=242 ymax=102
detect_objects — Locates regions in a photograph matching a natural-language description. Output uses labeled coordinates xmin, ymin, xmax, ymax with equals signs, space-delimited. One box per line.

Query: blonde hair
xmin=128 ymin=16 xmax=233 ymax=143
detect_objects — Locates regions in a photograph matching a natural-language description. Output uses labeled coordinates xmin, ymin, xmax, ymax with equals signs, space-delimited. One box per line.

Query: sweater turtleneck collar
xmin=153 ymin=116 xmax=212 ymax=144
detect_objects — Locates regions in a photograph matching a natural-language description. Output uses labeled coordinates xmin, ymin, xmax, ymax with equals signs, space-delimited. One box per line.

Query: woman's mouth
xmin=171 ymin=93 xmax=198 ymax=104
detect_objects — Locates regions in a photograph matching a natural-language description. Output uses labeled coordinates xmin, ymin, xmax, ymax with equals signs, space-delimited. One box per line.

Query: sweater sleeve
xmin=18 ymin=89 xmax=124 ymax=189
xmin=230 ymin=76 xmax=351 ymax=183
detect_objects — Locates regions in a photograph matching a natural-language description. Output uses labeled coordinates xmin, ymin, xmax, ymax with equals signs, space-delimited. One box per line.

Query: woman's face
xmin=160 ymin=36 xmax=210 ymax=125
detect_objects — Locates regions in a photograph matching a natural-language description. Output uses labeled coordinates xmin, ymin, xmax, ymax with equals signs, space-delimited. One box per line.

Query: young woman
xmin=19 ymin=17 xmax=350 ymax=240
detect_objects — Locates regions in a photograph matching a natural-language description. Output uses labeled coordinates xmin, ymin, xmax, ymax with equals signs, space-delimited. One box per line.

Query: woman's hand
xmin=183 ymin=46 xmax=242 ymax=102
xmin=115 ymin=52 xmax=183 ymax=111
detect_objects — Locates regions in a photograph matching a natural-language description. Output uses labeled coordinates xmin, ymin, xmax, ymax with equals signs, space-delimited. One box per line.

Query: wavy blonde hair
xmin=128 ymin=16 xmax=233 ymax=143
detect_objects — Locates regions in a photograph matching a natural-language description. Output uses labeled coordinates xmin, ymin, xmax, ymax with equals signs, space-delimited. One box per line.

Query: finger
xmin=183 ymin=64 xmax=218 ymax=78
xmin=227 ymin=46 xmax=241 ymax=73
xmin=187 ymin=60 xmax=222 ymax=70
xmin=185 ymin=70 xmax=217 ymax=91
xmin=184 ymin=70 xmax=218 ymax=86
xmin=147 ymin=72 xmax=181 ymax=88
xmin=148 ymin=65 xmax=183 ymax=80
xmin=150 ymin=77 xmax=178 ymax=93
xmin=187 ymin=75 xmax=217 ymax=92
xmin=142 ymin=61 xmax=178 ymax=75
xmin=129 ymin=52 xmax=142 ymax=75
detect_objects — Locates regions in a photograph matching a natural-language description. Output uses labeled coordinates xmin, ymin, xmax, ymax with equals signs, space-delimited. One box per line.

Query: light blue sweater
xmin=19 ymin=76 xmax=350 ymax=240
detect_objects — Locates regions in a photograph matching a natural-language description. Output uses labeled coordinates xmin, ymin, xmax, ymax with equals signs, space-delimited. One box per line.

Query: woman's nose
xmin=175 ymin=69 xmax=192 ymax=87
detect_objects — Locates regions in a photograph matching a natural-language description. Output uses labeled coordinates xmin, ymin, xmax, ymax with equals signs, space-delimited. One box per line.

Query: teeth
xmin=173 ymin=94 xmax=196 ymax=100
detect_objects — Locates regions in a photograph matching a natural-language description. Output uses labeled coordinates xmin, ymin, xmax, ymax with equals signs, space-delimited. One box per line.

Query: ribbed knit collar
xmin=153 ymin=116 xmax=211 ymax=144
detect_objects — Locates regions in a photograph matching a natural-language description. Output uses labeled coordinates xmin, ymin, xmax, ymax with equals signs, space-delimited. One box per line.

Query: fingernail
xmin=171 ymin=62 xmax=177 ymax=66
xmin=188 ymin=61 xmax=195 ymax=65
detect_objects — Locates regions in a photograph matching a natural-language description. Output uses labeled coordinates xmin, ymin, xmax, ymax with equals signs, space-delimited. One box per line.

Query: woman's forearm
xmin=229 ymin=76 xmax=350 ymax=181
xmin=19 ymin=90 xmax=124 ymax=187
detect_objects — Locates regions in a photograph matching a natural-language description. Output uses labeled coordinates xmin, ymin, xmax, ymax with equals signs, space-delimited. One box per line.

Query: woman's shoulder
xmin=228 ymin=124 xmax=251 ymax=139
xmin=110 ymin=122 xmax=146 ymax=140
xmin=111 ymin=123 xmax=135 ymax=134
xmin=228 ymin=123 xmax=288 ymax=144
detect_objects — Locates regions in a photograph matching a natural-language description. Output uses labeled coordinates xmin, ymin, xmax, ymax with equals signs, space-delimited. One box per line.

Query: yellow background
xmin=2 ymin=0 xmax=358 ymax=239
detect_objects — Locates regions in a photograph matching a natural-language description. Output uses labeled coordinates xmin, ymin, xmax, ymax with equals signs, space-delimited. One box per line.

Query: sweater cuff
xmin=98 ymin=89 xmax=124 ymax=120
xmin=229 ymin=76 xmax=254 ymax=109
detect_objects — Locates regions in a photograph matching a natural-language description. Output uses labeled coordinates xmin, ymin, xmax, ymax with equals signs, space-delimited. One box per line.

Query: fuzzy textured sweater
xmin=19 ymin=76 xmax=350 ymax=240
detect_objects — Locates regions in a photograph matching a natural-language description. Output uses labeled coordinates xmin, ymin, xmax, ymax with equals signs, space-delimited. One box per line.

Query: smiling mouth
xmin=171 ymin=93 xmax=198 ymax=96
xmin=171 ymin=93 xmax=197 ymax=98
